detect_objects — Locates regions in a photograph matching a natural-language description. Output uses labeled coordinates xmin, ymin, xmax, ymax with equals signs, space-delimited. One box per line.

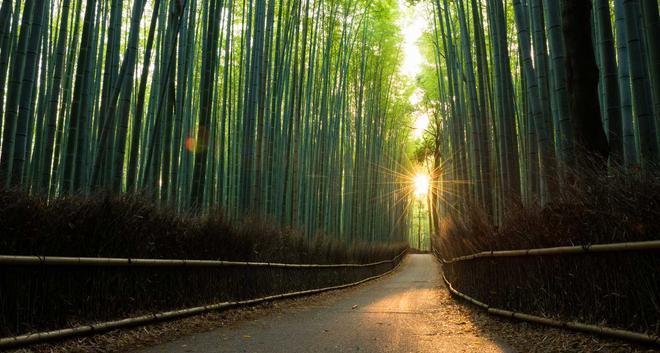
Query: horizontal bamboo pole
xmin=438 ymin=240 xmax=660 ymax=264
xmin=442 ymin=274 xmax=488 ymax=309
xmin=0 ymin=254 xmax=406 ymax=349
xmin=0 ymin=248 xmax=407 ymax=268
xmin=436 ymin=254 xmax=660 ymax=346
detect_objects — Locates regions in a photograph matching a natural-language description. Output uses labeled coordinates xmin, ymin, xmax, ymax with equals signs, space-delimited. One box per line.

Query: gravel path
xmin=133 ymin=254 xmax=516 ymax=353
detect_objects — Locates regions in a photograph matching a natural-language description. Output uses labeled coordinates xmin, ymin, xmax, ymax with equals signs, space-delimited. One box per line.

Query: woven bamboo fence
xmin=433 ymin=240 xmax=660 ymax=345
xmin=0 ymin=249 xmax=407 ymax=348
xmin=437 ymin=240 xmax=660 ymax=263
xmin=0 ymin=254 xmax=399 ymax=268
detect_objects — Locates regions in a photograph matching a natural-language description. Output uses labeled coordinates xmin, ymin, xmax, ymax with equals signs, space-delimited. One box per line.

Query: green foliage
xmin=0 ymin=0 xmax=416 ymax=245
xmin=418 ymin=0 xmax=659 ymax=228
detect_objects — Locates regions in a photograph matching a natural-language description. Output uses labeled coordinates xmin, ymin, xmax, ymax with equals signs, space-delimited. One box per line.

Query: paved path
xmin=135 ymin=254 xmax=516 ymax=353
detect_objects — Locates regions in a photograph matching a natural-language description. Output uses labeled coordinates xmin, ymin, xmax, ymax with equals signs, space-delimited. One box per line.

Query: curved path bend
xmin=135 ymin=254 xmax=516 ymax=353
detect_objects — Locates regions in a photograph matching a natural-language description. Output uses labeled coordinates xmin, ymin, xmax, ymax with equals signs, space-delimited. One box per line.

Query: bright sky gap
xmin=398 ymin=0 xmax=430 ymax=140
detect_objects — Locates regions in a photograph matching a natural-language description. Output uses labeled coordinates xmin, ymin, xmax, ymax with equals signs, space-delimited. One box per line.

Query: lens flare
xmin=413 ymin=173 xmax=430 ymax=198
xmin=185 ymin=126 xmax=209 ymax=153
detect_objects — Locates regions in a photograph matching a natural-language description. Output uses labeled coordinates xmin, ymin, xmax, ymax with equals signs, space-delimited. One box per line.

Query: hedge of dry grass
xmin=434 ymin=169 xmax=660 ymax=337
xmin=0 ymin=190 xmax=407 ymax=337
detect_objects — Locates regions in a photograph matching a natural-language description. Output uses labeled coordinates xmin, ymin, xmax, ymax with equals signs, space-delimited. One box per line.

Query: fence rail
xmin=0 ymin=248 xmax=407 ymax=268
xmin=0 ymin=261 xmax=405 ymax=349
xmin=0 ymin=249 xmax=407 ymax=348
xmin=439 ymin=266 xmax=660 ymax=345
xmin=438 ymin=239 xmax=660 ymax=264
xmin=433 ymin=240 xmax=660 ymax=345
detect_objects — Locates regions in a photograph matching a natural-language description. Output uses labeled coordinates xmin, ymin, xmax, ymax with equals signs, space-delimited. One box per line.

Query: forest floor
xmin=8 ymin=255 xmax=657 ymax=353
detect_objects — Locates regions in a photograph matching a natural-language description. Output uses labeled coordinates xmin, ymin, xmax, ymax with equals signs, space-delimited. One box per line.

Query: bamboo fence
xmin=0 ymin=250 xmax=407 ymax=348
xmin=0 ymin=248 xmax=408 ymax=268
xmin=437 ymin=239 xmax=660 ymax=264
xmin=432 ymin=241 xmax=660 ymax=345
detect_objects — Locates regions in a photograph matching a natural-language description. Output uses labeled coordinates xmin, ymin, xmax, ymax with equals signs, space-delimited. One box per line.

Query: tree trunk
xmin=561 ymin=0 xmax=609 ymax=169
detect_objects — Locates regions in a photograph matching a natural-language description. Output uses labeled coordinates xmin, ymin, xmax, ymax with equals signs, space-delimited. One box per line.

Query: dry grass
xmin=0 ymin=190 xmax=405 ymax=263
xmin=0 ymin=190 xmax=407 ymax=339
xmin=434 ymin=168 xmax=660 ymax=338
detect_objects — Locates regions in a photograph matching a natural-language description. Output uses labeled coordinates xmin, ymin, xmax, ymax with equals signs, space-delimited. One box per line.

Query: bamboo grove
xmin=0 ymin=0 xmax=415 ymax=243
xmin=418 ymin=0 xmax=659 ymax=221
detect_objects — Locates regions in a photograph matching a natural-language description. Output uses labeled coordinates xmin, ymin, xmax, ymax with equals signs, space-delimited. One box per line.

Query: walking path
xmin=134 ymin=254 xmax=516 ymax=353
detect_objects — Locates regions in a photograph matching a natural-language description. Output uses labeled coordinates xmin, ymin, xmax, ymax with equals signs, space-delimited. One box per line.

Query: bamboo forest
xmin=0 ymin=0 xmax=659 ymax=351
xmin=0 ymin=0 xmax=413 ymax=244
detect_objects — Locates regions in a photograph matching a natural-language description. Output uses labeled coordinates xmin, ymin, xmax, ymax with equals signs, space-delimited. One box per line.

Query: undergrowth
xmin=0 ymin=190 xmax=407 ymax=337
xmin=434 ymin=169 xmax=660 ymax=337
xmin=0 ymin=190 xmax=406 ymax=263
xmin=436 ymin=168 xmax=660 ymax=257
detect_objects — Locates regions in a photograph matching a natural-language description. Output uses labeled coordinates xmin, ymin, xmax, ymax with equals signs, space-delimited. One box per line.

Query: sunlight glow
xmin=409 ymin=89 xmax=423 ymax=105
xmin=412 ymin=112 xmax=430 ymax=139
xmin=413 ymin=173 xmax=430 ymax=198
xmin=398 ymin=0 xmax=429 ymax=78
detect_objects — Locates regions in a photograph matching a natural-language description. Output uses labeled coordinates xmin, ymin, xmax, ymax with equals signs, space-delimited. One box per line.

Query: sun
xmin=413 ymin=173 xmax=430 ymax=198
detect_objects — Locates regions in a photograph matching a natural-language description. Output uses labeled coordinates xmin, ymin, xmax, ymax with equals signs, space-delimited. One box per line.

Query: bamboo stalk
xmin=0 ymin=254 xmax=406 ymax=349
xmin=436 ymin=253 xmax=660 ymax=345
xmin=438 ymin=240 xmax=660 ymax=264
xmin=0 ymin=249 xmax=407 ymax=268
